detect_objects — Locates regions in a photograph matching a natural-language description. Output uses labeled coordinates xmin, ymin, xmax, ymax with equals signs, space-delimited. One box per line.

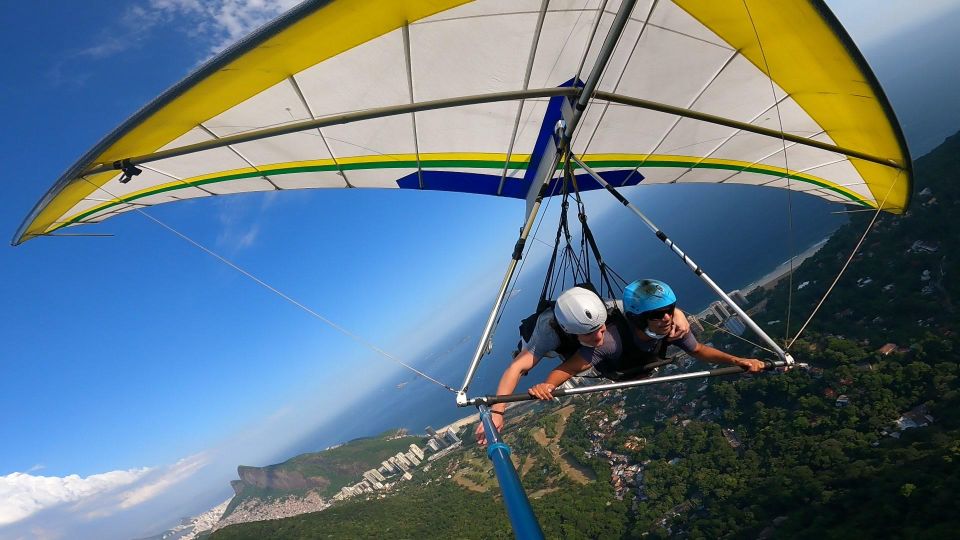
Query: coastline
xmin=441 ymin=412 xmax=480 ymax=433
xmin=741 ymin=238 xmax=829 ymax=295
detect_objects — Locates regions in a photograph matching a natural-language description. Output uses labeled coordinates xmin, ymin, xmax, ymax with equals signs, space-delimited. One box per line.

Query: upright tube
xmin=457 ymin=0 xmax=641 ymax=401
xmin=457 ymin=178 xmax=555 ymax=401
xmin=570 ymin=154 xmax=793 ymax=364
xmin=563 ymin=0 xmax=638 ymax=142
xmin=478 ymin=405 xmax=545 ymax=540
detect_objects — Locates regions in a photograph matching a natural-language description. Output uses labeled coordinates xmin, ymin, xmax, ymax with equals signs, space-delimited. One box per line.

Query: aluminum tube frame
xmin=79 ymin=88 xmax=579 ymax=177
xmin=478 ymin=405 xmax=545 ymax=540
xmin=457 ymin=160 xmax=559 ymax=401
xmin=594 ymin=91 xmax=904 ymax=170
xmin=570 ymin=154 xmax=793 ymax=363
xmin=562 ymin=0 xmax=638 ymax=143
xmin=470 ymin=365 xmax=753 ymax=406
xmin=78 ymin=85 xmax=904 ymax=179
xmin=458 ymin=1 xmax=639 ymax=401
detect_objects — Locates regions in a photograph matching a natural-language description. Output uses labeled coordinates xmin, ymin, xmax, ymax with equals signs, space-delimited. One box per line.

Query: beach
xmin=742 ymin=238 xmax=829 ymax=295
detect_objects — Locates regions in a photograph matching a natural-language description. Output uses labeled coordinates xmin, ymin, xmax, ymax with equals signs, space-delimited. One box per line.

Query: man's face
xmin=645 ymin=307 xmax=675 ymax=336
xmin=576 ymin=324 xmax=606 ymax=348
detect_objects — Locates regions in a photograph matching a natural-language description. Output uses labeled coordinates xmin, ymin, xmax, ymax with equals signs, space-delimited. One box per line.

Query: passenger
xmin=527 ymin=279 xmax=766 ymax=401
xmin=476 ymin=285 xmax=690 ymax=445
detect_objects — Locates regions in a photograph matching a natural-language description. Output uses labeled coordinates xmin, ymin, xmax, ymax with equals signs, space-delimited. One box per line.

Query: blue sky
xmin=1 ymin=1 xmax=958 ymax=538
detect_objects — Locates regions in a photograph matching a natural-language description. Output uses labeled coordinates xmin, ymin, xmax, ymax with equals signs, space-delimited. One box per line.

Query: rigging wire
xmin=742 ymin=0 xmax=797 ymax=348
xmin=691 ymin=309 xmax=777 ymax=357
xmin=491 ymin=174 xmax=563 ymax=334
xmin=787 ymin=170 xmax=903 ymax=348
xmin=80 ymin=178 xmax=458 ymax=393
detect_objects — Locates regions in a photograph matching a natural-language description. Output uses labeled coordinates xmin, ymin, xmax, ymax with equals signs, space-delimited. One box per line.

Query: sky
xmin=1 ymin=1 xmax=958 ymax=538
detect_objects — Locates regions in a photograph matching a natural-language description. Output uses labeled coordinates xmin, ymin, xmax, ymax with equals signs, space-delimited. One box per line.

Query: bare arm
xmin=690 ymin=343 xmax=765 ymax=372
xmin=475 ymin=350 xmax=539 ymax=445
xmin=492 ymin=350 xmax=538 ymax=412
xmin=528 ymin=352 xmax=592 ymax=400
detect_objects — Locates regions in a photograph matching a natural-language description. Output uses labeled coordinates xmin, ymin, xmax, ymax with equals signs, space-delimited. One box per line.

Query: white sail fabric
xmin=15 ymin=0 xmax=911 ymax=244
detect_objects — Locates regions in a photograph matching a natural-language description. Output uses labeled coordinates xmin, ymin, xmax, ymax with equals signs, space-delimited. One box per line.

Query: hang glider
xmin=16 ymin=2 xmax=914 ymax=537
xmin=14 ymin=0 xmax=911 ymax=246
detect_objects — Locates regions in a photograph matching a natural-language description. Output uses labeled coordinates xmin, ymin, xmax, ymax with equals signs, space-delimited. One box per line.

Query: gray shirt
xmin=525 ymin=299 xmax=622 ymax=361
xmin=578 ymin=318 xmax=698 ymax=374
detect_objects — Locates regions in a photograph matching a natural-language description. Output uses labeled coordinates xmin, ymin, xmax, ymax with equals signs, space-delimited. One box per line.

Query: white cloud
xmin=215 ymin=197 xmax=263 ymax=252
xmin=144 ymin=0 xmax=301 ymax=58
xmin=0 ymin=452 xmax=211 ymax=531
xmin=71 ymin=0 xmax=299 ymax=65
xmin=0 ymin=468 xmax=151 ymax=526
xmin=201 ymin=0 xmax=304 ymax=55
xmin=75 ymin=453 xmax=213 ymax=521
xmin=116 ymin=453 xmax=210 ymax=511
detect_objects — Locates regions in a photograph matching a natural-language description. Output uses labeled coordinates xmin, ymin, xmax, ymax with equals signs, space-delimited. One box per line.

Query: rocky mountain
xmin=229 ymin=431 xmax=421 ymax=499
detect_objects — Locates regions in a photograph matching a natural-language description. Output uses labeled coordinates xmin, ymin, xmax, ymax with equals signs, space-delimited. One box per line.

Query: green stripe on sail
xmin=55 ymin=157 xmax=869 ymax=232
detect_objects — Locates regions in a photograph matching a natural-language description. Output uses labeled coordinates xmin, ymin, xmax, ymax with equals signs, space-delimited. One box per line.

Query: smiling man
xmin=475 ymin=285 xmax=691 ymax=444
xmin=527 ymin=279 xmax=766 ymax=400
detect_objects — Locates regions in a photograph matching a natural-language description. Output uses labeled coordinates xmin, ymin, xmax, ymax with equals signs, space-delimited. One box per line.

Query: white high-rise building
xmin=710 ymin=300 xmax=732 ymax=321
xmin=723 ymin=315 xmax=747 ymax=336
xmin=728 ymin=290 xmax=749 ymax=308
xmin=427 ymin=439 xmax=441 ymax=452
xmin=405 ymin=451 xmax=421 ymax=466
xmin=363 ymin=469 xmax=385 ymax=484
xmin=442 ymin=428 xmax=460 ymax=445
xmin=409 ymin=444 xmax=425 ymax=460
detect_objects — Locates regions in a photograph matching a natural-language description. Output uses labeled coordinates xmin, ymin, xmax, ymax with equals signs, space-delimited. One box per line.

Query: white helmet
xmin=554 ymin=287 xmax=607 ymax=335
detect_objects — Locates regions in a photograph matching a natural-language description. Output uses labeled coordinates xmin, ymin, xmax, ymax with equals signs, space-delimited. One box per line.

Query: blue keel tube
xmin=478 ymin=405 xmax=545 ymax=539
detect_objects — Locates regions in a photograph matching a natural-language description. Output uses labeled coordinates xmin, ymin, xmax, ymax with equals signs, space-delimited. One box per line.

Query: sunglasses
xmin=628 ymin=303 xmax=676 ymax=322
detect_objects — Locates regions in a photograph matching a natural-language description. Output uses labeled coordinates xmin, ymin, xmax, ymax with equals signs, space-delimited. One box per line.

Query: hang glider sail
xmin=14 ymin=0 xmax=911 ymax=245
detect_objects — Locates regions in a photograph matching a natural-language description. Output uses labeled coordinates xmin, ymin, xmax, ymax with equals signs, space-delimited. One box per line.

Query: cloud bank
xmin=0 ymin=452 xmax=211 ymax=534
xmin=0 ymin=468 xmax=150 ymax=526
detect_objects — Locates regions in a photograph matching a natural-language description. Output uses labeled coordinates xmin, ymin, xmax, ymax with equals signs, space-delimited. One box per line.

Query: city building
xmin=395 ymin=452 xmax=412 ymax=468
xmin=363 ymin=469 xmax=385 ymax=484
xmin=409 ymin=444 xmax=424 ymax=460
xmin=687 ymin=315 xmax=704 ymax=337
xmin=728 ymin=290 xmax=749 ymax=308
xmin=709 ymin=300 xmax=732 ymax=321
xmin=442 ymin=428 xmax=460 ymax=446
xmin=723 ymin=315 xmax=746 ymax=336
xmin=426 ymin=439 xmax=441 ymax=452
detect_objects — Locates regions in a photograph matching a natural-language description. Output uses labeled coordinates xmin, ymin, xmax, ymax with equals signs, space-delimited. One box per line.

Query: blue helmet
xmin=623 ymin=279 xmax=677 ymax=316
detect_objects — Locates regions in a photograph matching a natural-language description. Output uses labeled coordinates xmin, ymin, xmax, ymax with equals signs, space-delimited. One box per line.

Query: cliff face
xmin=230 ymin=433 xmax=422 ymax=499
xmin=233 ymin=465 xmax=330 ymax=494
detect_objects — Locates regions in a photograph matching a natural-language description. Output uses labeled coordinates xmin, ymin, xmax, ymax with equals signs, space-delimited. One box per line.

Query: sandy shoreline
xmin=442 ymin=412 xmax=481 ymax=432
xmin=741 ymin=238 xmax=829 ymax=295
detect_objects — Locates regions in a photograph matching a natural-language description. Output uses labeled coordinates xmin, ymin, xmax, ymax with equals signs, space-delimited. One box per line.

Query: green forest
xmin=209 ymin=132 xmax=960 ymax=539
